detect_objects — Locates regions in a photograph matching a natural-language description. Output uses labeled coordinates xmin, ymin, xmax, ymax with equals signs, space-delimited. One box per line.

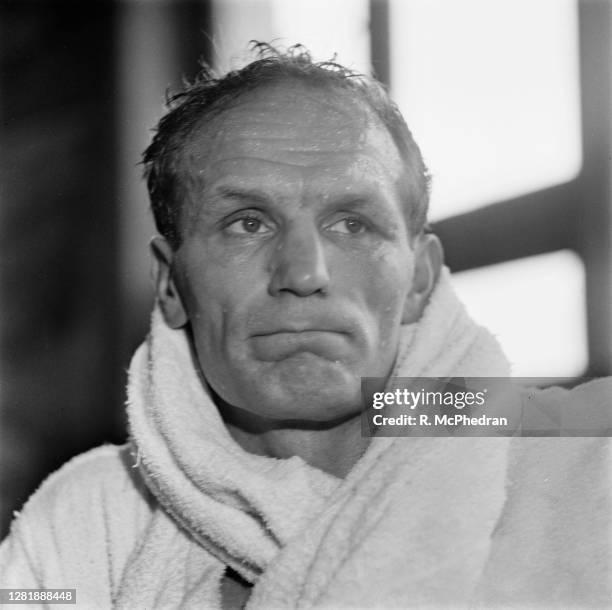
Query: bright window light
xmin=450 ymin=250 xmax=588 ymax=377
xmin=389 ymin=0 xmax=582 ymax=221
xmin=211 ymin=0 xmax=370 ymax=73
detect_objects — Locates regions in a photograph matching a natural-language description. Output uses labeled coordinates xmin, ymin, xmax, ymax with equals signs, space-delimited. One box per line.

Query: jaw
xmin=194 ymin=315 xmax=403 ymax=424
xmin=228 ymin=352 xmax=365 ymax=422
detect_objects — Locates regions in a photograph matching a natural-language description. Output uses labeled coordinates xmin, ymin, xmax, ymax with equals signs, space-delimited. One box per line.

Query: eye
xmin=226 ymin=216 xmax=272 ymax=235
xmin=328 ymin=217 xmax=367 ymax=235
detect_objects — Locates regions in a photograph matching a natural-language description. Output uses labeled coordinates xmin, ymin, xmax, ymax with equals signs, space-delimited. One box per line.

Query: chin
xmin=239 ymin=353 xmax=364 ymax=423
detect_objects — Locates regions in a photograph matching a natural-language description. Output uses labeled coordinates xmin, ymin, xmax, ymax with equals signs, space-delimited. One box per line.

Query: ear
xmin=402 ymin=233 xmax=444 ymax=324
xmin=150 ymin=236 xmax=188 ymax=329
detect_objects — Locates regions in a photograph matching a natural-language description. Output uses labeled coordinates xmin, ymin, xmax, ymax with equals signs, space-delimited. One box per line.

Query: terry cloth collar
xmin=127 ymin=267 xmax=510 ymax=584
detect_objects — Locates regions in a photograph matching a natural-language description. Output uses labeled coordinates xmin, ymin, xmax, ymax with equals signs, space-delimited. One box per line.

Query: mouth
xmin=250 ymin=311 xmax=357 ymax=338
xmin=250 ymin=329 xmax=350 ymax=362
xmin=253 ymin=326 xmax=348 ymax=337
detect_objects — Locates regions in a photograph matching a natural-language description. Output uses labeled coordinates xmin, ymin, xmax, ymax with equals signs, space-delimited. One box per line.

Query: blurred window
xmin=451 ymin=250 xmax=588 ymax=377
xmin=388 ymin=0 xmax=588 ymax=377
xmin=389 ymin=0 xmax=582 ymax=221
xmin=211 ymin=0 xmax=370 ymax=72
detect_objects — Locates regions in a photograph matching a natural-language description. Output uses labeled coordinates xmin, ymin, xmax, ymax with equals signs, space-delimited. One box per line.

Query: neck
xmin=218 ymin=400 xmax=369 ymax=478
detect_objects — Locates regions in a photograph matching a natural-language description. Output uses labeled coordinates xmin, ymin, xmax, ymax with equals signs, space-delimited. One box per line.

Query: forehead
xmin=180 ymin=81 xmax=404 ymax=187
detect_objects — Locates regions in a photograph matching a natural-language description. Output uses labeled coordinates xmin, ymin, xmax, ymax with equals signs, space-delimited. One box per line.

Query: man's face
xmin=160 ymin=82 xmax=425 ymax=423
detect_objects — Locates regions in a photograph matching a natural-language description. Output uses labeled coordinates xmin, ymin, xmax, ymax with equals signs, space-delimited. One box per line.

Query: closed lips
xmin=250 ymin=329 xmax=350 ymax=361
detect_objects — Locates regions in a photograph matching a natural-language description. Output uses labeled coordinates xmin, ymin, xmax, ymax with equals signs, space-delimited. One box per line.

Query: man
xmin=1 ymin=45 xmax=610 ymax=609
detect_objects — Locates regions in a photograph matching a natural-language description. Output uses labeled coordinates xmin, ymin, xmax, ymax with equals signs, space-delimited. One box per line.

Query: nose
xmin=268 ymin=223 xmax=330 ymax=296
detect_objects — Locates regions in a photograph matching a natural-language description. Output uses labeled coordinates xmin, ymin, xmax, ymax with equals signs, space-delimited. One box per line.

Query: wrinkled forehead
xmin=180 ymin=80 xmax=401 ymax=171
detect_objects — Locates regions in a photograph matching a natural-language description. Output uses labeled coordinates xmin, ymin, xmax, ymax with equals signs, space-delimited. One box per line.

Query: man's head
xmin=144 ymin=44 xmax=442 ymax=424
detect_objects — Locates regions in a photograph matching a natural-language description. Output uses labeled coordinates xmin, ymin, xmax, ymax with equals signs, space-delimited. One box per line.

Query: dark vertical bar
xmin=113 ymin=0 xmax=216 ymax=424
xmin=175 ymin=0 xmax=214 ymax=79
xmin=0 ymin=0 xmax=121 ymax=536
xmin=370 ymin=0 xmax=390 ymax=86
xmin=576 ymin=0 xmax=612 ymax=377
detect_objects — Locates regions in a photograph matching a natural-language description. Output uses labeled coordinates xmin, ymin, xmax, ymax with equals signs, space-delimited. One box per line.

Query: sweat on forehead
xmin=143 ymin=47 xmax=431 ymax=248
xmin=173 ymin=84 xmax=416 ymax=242
xmin=179 ymin=81 xmax=384 ymax=169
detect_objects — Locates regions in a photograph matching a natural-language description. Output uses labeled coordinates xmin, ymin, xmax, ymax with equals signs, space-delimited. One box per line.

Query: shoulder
xmin=34 ymin=443 xmax=147 ymax=498
xmin=510 ymin=377 xmax=612 ymax=487
xmin=13 ymin=444 xmax=153 ymax=526
xmin=521 ymin=377 xmax=612 ymax=436
xmin=478 ymin=380 xmax=612 ymax=605
xmin=503 ymin=379 xmax=612 ymax=547
xmin=533 ymin=376 xmax=612 ymax=405
xmin=1 ymin=444 xmax=157 ymax=596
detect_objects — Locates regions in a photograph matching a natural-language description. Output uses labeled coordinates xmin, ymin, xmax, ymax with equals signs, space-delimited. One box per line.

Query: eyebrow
xmin=213 ymin=186 xmax=392 ymax=209
xmin=196 ymin=186 xmax=275 ymax=221
xmin=325 ymin=193 xmax=401 ymax=225
xmin=212 ymin=186 xmax=273 ymax=207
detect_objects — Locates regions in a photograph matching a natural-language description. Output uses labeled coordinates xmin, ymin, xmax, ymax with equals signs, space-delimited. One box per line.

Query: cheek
xmin=177 ymin=255 xmax=248 ymax=348
xmin=349 ymin=247 xmax=414 ymax=340
xmin=179 ymin=268 xmax=252 ymax=402
xmin=178 ymin=240 xmax=253 ymax=314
